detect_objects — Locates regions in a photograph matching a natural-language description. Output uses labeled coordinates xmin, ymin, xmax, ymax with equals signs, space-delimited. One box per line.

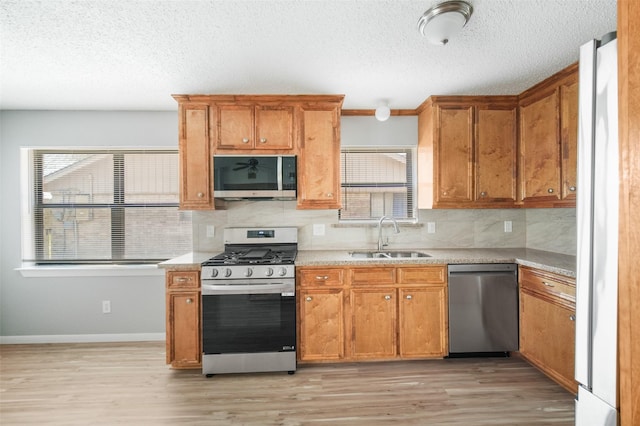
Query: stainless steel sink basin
xmin=349 ymin=251 xmax=431 ymax=259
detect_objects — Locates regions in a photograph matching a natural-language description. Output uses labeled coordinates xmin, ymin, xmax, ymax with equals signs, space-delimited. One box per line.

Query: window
xmin=339 ymin=148 xmax=416 ymax=221
xmin=28 ymin=149 xmax=192 ymax=264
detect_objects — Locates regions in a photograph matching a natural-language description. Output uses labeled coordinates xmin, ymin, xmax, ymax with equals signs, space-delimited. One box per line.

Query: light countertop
xmin=159 ymin=248 xmax=575 ymax=278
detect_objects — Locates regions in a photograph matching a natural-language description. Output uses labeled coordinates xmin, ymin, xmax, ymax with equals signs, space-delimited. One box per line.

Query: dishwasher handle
xmin=448 ymin=263 xmax=517 ymax=275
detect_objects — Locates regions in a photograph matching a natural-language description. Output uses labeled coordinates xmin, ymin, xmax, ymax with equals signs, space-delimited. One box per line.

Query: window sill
xmin=16 ymin=263 xmax=165 ymax=278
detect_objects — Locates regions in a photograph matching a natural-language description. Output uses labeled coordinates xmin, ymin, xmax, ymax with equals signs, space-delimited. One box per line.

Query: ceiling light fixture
xmin=418 ymin=0 xmax=473 ymax=46
xmin=375 ymin=103 xmax=391 ymax=122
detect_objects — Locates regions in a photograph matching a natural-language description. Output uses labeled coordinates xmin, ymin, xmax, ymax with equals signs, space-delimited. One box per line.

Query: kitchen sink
xmin=349 ymin=251 xmax=431 ymax=259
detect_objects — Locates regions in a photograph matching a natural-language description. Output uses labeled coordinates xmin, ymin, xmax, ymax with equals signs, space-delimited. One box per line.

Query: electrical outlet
xmin=427 ymin=222 xmax=436 ymax=233
xmin=206 ymin=225 xmax=215 ymax=238
xmin=504 ymin=221 xmax=513 ymax=233
xmin=102 ymin=300 xmax=111 ymax=314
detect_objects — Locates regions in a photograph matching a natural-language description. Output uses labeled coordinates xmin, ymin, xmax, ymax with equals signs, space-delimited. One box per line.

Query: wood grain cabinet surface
xmin=216 ymin=103 xmax=294 ymax=151
xmin=518 ymin=63 xmax=578 ymax=207
xmin=165 ymin=269 xmax=201 ymax=369
xmin=518 ymin=266 xmax=577 ymax=393
xmin=417 ymin=96 xmax=517 ymax=209
xmin=296 ymin=265 xmax=447 ymax=363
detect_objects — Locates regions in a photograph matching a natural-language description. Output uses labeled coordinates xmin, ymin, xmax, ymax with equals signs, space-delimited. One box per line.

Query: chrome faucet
xmin=377 ymin=216 xmax=400 ymax=251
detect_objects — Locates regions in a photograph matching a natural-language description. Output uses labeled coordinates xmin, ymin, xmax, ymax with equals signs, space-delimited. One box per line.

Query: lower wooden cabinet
xmin=518 ymin=266 xmax=577 ymax=393
xmin=297 ymin=265 xmax=448 ymax=363
xmin=298 ymin=288 xmax=345 ymax=361
xmin=165 ymin=269 xmax=201 ymax=369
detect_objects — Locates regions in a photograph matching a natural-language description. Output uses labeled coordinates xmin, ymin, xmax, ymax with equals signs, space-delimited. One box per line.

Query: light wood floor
xmin=0 ymin=342 xmax=574 ymax=425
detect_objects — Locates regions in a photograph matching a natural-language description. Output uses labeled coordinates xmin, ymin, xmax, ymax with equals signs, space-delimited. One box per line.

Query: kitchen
xmin=1 ymin=1 xmax=638 ymax=425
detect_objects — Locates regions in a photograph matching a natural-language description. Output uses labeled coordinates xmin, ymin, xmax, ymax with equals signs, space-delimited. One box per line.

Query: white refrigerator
xmin=575 ymin=32 xmax=619 ymax=425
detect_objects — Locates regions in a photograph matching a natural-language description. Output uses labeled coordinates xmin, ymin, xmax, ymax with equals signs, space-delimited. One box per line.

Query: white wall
xmin=0 ymin=111 xmax=177 ymax=342
xmin=0 ymin=111 xmax=576 ymax=342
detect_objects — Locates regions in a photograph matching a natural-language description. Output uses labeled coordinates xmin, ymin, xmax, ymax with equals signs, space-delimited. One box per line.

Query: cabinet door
xmin=560 ymin=77 xmax=578 ymax=201
xmin=217 ymin=104 xmax=254 ymax=149
xmin=436 ymin=106 xmax=473 ymax=205
xmin=475 ymin=106 xmax=517 ymax=204
xmin=399 ymin=286 xmax=447 ymax=358
xmin=255 ymin=105 xmax=294 ymax=150
xmin=519 ymin=291 xmax=577 ymax=393
xmin=350 ymin=288 xmax=397 ymax=359
xmin=297 ymin=108 xmax=341 ymax=209
xmin=519 ymin=90 xmax=561 ymax=204
xmin=166 ymin=291 xmax=201 ymax=368
xmin=298 ymin=289 xmax=344 ymax=361
xmin=179 ymin=104 xmax=213 ymax=209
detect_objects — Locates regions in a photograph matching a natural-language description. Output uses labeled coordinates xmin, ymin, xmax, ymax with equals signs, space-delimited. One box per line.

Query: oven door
xmin=201 ymin=279 xmax=296 ymax=355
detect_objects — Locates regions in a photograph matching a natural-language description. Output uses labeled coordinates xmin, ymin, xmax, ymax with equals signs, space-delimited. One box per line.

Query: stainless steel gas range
xmin=200 ymin=227 xmax=297 ymax=377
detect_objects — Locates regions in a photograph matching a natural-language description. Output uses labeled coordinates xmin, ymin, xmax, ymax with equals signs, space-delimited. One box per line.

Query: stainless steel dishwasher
xmin=447 ymin=264 xmax=519 ymax=355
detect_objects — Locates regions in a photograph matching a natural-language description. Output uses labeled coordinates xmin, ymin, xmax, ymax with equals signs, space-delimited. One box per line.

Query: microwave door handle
xmin=277 ymin=156 xmax=283 ymax=191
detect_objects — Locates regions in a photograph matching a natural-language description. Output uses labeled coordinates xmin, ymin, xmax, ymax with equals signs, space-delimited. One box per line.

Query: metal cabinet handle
xmin=569 ymin=186 xmax=577 ymax=192
xmin=384 ymin=295 xmax=392 ymax=300
xmin=186 ymin=298 xmax=193 ymax=304
xmin=326 ymin=193 xmax=333 ymax=197
xmin=315 ymin=275 xmax=329 ymax=280
xmin=242 ymin=138 xmax=250 ymax=143
xmin=569 ymin=315 xmax=576 ymax=321
xmin=306 ymin=296 xmax=312 ymax=302
xmin=259 ymin=138 xmax=267 ymax=143
xmin=197 ymin=192 xmax=204 ymax=198
xmin=176 ymin=277 xmax=190 ymax=283
xmin=480 ymin=191 xmax=487 ymax=197
xmin=542 ymin=281 xmax=555 ymax=287
xmin=405 ymin=295 xmax=412 ymax=300
xmin=548 ymin=188 xmax=554 ymax=193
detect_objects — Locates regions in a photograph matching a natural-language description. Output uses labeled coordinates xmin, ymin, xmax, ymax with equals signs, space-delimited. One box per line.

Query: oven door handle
xmin=201 ymin=282 xmax=294 ymax=296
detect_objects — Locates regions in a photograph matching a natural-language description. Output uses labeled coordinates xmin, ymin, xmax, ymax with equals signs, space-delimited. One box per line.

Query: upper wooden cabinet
xmin=518 ymin=63 xmax=578 ymax=207
xmin=296 ymin=104 xmax=342 ymax=209
xmin=176 ymin=102 xmax=214 ymax=210
xmin=417 ymin=96 xmax=518 ymax=209
xmin=172 ymin=94 xmax=344 ymax=210
xmin=216 ymin=104 xmax=294 ymax=150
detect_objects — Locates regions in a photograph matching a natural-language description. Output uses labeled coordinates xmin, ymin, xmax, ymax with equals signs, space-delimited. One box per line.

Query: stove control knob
xmin=224 ymin=268 xmax=232 ymax=278
xmin=265 ymin=267 xmax=274 ymax=277
xmin=278 ymin=267 xmax=288 ymax=277
xmin=210 ymin=269 xmax=219 ymax=278
xmin=245 ymin=268 xmax=253 ymax=277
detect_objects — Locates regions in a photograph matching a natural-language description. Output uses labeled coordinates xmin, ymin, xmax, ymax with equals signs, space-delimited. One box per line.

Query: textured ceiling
xmin=0 ymin=0 xmax=617 ymax=111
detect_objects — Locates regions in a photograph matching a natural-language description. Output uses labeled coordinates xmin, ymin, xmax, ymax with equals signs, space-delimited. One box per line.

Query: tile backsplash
xmin=192 ymin=201 xmax=576 ymax=256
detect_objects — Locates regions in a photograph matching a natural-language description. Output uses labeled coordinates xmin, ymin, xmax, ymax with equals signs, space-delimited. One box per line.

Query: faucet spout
xmin=377 ymin=216 xmax=400 ymax=251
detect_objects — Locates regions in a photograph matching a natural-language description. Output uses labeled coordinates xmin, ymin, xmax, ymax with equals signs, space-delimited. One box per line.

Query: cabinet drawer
xmin=298 ymin=268 xmax=345 ymax=287
xmin=397 ymin=266 xmax=446 ymax=284
xmin=350 ymin=267 xmax=396 ymax=285
xmin=519 ymin=267 xmax=575 ymax=302
xmin=167 ymin=271 xmax=200 ymax=290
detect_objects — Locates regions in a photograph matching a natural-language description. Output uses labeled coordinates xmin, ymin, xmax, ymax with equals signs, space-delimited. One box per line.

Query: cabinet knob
xmin=259 ymin=138 xmax=267 ymax=143
xmin=197 ymin=192 xmax=204 ymax=198
xmin=306 ymin=296 xmax=312 ymax=302
xmin=315 ymin=275 xmax=329 ymax=280
xmin=326 ymin=193 xmax=333 ymax=197
xmin=384 ymin=295 xmax=392 ymax=300
xmin=569 ymin=315 xmax=576 ymax=321
xmin=176 ymin=277 xmax=189 ymax=283
xmin=480 ymin=191 xmax=487 ymax=197
xmin=542 ymin=281 xmax=555 ymax=287
xmin=569 ymin=186 xmax=577 ymax=192
xmin=548 ymin=188 xmax=554 ymax=193
xmin=242 ymin=138 xmax=250 ymax=143
xmin=405 ymin=295 xmax=412 ymax=300
xmin=186 ymin=298 xmax=193 ymax=304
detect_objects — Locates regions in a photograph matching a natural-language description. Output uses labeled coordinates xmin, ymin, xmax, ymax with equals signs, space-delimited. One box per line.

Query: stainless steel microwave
xmin=213 ymin=155 xmax=297 ymax=200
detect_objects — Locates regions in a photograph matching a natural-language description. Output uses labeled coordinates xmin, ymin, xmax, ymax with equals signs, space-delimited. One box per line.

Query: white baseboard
xmin=0 ymin=333 xmax=165 ymax=344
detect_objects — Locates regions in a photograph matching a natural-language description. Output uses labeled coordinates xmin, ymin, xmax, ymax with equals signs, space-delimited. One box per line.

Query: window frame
xmin=339 ymin=147 xmax=417 ymax=223
xmin=29 ymin=148 xmax=190 ymax=265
